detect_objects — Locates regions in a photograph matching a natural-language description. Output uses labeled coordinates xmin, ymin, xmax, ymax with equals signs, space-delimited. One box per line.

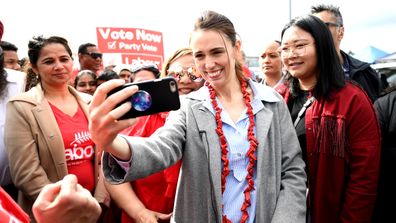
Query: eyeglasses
xmin=324 ymin=22 xmax=341 ymax=28
xmin=83 ymin=52 xmax=103 ymax=60
xmin=167 ymin=65 xmax=203 ymax=82
xmin=280 ymin=42 xmax=314 ymax=58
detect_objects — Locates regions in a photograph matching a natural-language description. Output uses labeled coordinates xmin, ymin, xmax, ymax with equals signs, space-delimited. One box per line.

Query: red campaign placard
xmin=96 ymin=27 xmax=164 ymax=56
xmin=121 ymin=54 xmax=163 ymax=70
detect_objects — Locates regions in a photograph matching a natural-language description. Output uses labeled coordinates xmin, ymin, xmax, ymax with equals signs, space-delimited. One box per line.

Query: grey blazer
xmin=103 ymin=81 xmax=307 ymax=223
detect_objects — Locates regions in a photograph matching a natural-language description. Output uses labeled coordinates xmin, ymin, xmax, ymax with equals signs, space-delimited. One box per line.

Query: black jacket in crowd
xmin=372 ymin=87 xmax=396 ymax=222
xmin=341 ymin=50 xmax=381 ymax=103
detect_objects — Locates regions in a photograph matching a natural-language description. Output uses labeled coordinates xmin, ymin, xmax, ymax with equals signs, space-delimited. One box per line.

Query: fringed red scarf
xmin=312 ymin=115 xmax=347 ymax=157
xmin=207 ymin=80 xmax=258 ymax=223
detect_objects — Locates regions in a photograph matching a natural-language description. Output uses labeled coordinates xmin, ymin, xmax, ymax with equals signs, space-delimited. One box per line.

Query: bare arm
xmin=105 ymin=181 xmax=171 ymax=223
xmin=105 ymin=181 xmax=145 ymax=219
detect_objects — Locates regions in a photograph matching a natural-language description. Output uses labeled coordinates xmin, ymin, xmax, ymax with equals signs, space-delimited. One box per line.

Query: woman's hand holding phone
xmin=89 ymin=79 xmax=136 ymax=160
xmin=107 ymin=77 xmax=180 ymax=120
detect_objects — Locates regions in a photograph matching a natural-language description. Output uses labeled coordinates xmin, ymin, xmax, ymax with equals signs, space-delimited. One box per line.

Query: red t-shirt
xmin=50 ymin=103 xmax=95 ymax=193
xmin=0 ymin=187 xmax=29 ymax=223
xmin=120 ymin=112 xmax=181 ymax=223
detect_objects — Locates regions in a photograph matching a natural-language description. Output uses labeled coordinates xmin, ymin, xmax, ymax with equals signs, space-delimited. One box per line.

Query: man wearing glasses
xmin=311 ymin=4 xmax=381 ymax=102
xmin=77 ymin=43 xmax=103 ymax=75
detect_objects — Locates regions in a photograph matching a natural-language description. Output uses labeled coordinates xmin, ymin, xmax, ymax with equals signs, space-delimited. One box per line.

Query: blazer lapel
xmin=255 ymin=102 xmax=275 ymax=213
xmin=31 ymin=86 xmax=67 ymax=178
xmin=255 ymin=102 xmax=274 ymax=154
xmin=32 ymin=100 xmax=67 ymax=176
xmin=191 ymin=102 xmax=222 ymax=218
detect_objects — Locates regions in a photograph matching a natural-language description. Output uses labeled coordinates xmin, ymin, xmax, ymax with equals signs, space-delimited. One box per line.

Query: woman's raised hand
xmin=89 ymin=79 xmax=137 ymax=160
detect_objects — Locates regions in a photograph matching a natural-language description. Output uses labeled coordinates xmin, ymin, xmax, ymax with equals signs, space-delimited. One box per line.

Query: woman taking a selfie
xmin=89 ymin=11 xmax=307 ymax=223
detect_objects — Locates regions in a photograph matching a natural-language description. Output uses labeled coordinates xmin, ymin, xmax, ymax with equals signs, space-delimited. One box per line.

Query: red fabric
xmin=120 ymin=112 xmax=181 ymax=223
xmin=0 ymin=21 xmax=3 ymax=41
xmin=70 ymin=67 xmax=80 ymax=85
xmin=280 ymin=82 xmax=381 ymax=223
xmin=0 ymin=187 xmax=29 ymax=223
xmin=242 ymin=65 xmax=252 ymax=78
xmin=120 ymin=112 xmax=168 ymax=137
xmin=50 ymin=103 xmax=95 ymax=193
xmin=274 ymin=81 xmax=290 ymax=99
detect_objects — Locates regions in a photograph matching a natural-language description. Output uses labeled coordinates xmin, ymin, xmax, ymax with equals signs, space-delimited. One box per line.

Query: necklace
xmin=207 ymin=81 xmax=258 ymax=223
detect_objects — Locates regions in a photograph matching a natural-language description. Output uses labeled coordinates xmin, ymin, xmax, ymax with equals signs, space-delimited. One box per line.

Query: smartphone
xmin=107 ymin=77 xmax=180 ymax=120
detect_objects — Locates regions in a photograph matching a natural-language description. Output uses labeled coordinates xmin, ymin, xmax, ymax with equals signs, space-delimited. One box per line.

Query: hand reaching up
xmin=32 ymin=174 xmax=101 ymax=223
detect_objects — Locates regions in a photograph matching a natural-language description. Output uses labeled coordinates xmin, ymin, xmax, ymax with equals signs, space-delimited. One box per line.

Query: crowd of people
xmin=0 ymin=3 xmax=394 ymax=223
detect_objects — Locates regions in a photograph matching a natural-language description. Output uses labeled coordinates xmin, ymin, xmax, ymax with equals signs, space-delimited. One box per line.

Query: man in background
xmin=77 ymin=43 xmax=103 ymax=74
xmin=311 ymin=4 xmax=381 ymax=102
xmin=0 ymin=41 xmax=21 ymax=71
xmin=0 ymin=29 xmax=26 ymax=204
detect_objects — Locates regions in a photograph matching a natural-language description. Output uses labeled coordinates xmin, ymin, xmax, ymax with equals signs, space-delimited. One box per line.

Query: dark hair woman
xmin=5 ymin=35 xmax=109 ymax=221
xmin=276 ymin=15 xmax=381 ymax=223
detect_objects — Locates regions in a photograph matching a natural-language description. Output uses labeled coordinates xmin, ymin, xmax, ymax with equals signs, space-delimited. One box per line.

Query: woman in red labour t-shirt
xmin=106 ymin=48 xmax=204 ymax=223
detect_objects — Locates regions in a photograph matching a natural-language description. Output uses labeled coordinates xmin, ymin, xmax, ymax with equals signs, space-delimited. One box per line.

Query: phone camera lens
xmin=170 ymin=81 xmax=177 ymax=92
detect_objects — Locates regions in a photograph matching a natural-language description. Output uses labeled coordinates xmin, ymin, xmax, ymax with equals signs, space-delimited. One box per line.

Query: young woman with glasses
xmin=276 ymin=15 xmax=381 ymax=223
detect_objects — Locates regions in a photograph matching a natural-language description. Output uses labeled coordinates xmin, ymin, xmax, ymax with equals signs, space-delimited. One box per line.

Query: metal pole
xmin=289 ymin=0 xmax=292 ymax=21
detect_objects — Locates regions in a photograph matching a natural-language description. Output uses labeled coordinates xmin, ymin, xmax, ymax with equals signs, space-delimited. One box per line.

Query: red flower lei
xmin=207 ymin=80 xmax=258 ymax=223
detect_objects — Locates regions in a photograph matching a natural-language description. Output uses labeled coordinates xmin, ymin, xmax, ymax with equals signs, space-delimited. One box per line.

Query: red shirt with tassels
xmin=276 ymin=81 xmax=381 ymax=223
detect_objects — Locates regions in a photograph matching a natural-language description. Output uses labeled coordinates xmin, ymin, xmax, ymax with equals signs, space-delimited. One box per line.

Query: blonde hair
xmin=161 ymin=47 xmax=193 ymax=78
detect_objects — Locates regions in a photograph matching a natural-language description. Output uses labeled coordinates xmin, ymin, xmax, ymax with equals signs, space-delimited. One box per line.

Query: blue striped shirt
xmin=203 ymin=83 xmax=264 ymax=223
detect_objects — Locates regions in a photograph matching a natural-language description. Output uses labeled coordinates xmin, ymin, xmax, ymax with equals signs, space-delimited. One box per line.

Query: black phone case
xmin=108 ymin=77 xmax=180 ymax=119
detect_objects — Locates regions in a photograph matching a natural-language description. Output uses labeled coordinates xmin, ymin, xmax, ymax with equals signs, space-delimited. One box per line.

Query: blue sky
xmin=1 ymin=0 xmax=395 ymax=64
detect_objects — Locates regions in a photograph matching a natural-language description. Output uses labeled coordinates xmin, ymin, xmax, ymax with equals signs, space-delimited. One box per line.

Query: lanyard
xmin=293 ymin=96 xmax=316 ymax=127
